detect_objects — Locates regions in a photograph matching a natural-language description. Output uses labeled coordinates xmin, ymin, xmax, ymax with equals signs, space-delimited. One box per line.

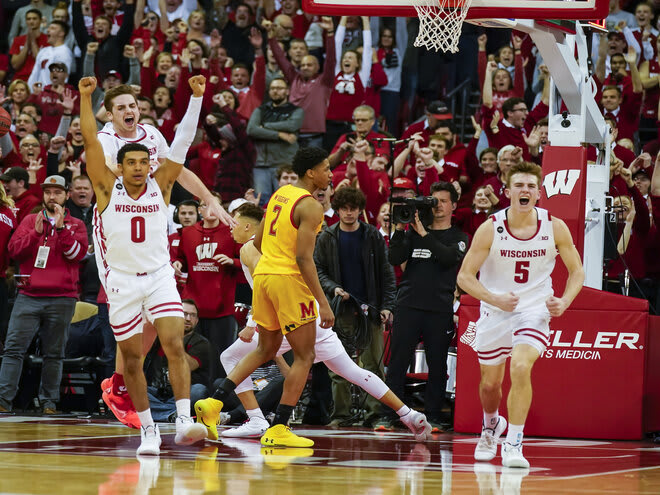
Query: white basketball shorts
xmin=106 ymin=264 xmax=183 ymax=342
xmin=474 ymin=307 xmax=550 ymax=365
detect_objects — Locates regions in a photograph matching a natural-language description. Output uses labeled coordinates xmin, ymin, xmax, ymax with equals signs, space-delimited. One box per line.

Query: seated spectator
xmin=0 ymin=167 xmax=40 ymax=224
xmin=0 ymin=175 xmax=87 ymax=414
xmin=28 ymin=21 xmax=74 ymax=89
xmin=145 ymin=299 xmax=211 ymax=421
xmin=268 ymin=16 xmax=335 ymax=148
xmin=325 ymin=15 xmax=372 ymax=150
xmin=9 ymin=9 xmax=49 ymax=84
xmin=247 ymin=78 xmax=304 ymax=206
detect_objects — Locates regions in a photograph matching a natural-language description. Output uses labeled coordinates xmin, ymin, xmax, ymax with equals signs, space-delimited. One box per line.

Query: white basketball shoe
xmin=501 ymin=441 xmax=530 ymax=468
xmin=137 ymin=424 xmax=161 ymax=455
xmin=221 ymin=416 xmax=270 ymax=438
xmin=474 ymin=417 xmax=508 ymax=461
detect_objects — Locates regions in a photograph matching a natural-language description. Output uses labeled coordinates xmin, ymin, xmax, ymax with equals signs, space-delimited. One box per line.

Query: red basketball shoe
xmin=101 ymin=375 xmax=140 ymax=429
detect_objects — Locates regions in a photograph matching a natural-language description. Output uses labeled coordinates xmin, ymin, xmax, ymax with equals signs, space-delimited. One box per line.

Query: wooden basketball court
xmin=0 ymin=415 xmax=659 ymax=494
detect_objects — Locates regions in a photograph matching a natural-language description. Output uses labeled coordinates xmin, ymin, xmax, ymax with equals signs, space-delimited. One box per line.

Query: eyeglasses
xmin=354 ymin=118 xmax=372 ymax=123
xmin=21 ymin=143 xmax=39 ymax=148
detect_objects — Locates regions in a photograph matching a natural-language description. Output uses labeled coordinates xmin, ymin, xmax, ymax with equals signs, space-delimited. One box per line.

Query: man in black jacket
xmin=314 ymin=187 xmax=396 ymax=426
xmin=375 ymin=181 xmax=468 ymax=432
xmin=72 ymin=0 xmax=134 ymax=80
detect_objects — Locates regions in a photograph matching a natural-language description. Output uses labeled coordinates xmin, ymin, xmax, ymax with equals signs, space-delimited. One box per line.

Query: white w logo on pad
xmin=195 ymin=243 xmax=217 ymax=260
xmin=542 ymin=170 xmax=580 ymax=198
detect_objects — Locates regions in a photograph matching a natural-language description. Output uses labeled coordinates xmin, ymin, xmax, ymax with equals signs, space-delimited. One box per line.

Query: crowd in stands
xmin=0 ymin=0 xmax=659 ymax=424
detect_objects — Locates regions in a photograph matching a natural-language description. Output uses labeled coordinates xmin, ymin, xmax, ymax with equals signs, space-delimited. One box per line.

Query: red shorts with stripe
xmin=474 ymin=308 xmax=550 ymax=365
xmin=106 ymin=264 xmax=183 ymax=342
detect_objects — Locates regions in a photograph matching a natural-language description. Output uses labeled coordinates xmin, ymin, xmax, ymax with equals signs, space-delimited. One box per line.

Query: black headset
xmin=173 ymin=199 xmax=201 ymax=224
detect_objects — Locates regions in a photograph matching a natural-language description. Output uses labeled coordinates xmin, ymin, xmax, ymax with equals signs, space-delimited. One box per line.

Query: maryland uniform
xmin=252 ymin=184 xmax=322 ymax=333
xmin=475 ymin=207 xmax=557 ymax=364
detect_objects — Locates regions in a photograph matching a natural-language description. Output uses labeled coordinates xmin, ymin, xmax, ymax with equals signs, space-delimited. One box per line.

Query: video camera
xmin=391 ymin=196 xmax=438 ymax=226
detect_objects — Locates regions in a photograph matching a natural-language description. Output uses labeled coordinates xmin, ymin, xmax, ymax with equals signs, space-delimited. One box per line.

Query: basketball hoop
xmin=412 ymin=0 xmax=473 ymax=53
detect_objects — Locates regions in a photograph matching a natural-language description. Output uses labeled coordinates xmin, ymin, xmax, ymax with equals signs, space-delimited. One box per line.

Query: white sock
xmin=505 ymin=423 xmax=524 ymax=445
xmin=483 ymin=410 xmax=499 ymax=429
xmin=176 ymin=399 xmax=191 ymax=418
xmin=137 ymin=409 xmax=154 ymax=429
xmin=396 ymin=405 xmax=412 ymax=418
xmin=246 ymin=408 xmax=266 ymax=421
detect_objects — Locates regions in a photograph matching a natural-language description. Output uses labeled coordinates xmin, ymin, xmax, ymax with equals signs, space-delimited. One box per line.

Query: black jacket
xmin=314 ymin=222 xmax=396 ymax=322
xmin=389 ymin=225 xmax=468 ymax=312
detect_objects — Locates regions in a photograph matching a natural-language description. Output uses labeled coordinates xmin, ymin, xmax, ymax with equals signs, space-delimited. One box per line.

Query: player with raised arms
xmin=80 ymin=75 xmax=210 ymax=455
xmin=198 ymin=203 xmax=432 ymax=441
xmin=196 ymin=147 xmax=335 ymax=448
xmin=95 ymin=83 xmax=233 ymax=429
xmin=457 ymin=161 xmax=584 ymax=468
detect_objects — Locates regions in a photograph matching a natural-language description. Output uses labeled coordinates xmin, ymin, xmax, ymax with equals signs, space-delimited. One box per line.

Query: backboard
xmin=302 ymin=0 xmax=609 ymax=21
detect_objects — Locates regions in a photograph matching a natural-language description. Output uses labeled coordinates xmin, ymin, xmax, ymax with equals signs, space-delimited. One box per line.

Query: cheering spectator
xmin=9 ymin=9 xmax=49 ymax=83
xmin=9 ymin=0 xmax=54 ymax=41
xmin=325 ymin=16 xmax=372 ymax=150
xmin=27 ymin=64 xmax=80 ymax=136
xmin=27 ymin=21 xmax=74 ymax=89
xmin=0 ymin=175 xmax=87 ymax=414
xmin=329 ymin=105 xmax=389 ymax=168
xmin=72 ymin=0 xmax=135 ymax=80
xmin=268 ymin=16 xmax=336 ymax=148
xmin=208 ymin=93 xmax=256 ymax=203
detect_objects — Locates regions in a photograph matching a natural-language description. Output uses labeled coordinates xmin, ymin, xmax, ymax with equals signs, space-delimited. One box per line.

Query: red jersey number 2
xmin=268 ymin=205 xmax=282 ymax=236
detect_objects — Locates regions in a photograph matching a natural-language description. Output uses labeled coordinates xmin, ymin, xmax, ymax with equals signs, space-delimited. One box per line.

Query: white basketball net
xmin=412 ymin=0 xmax=473 ymax=53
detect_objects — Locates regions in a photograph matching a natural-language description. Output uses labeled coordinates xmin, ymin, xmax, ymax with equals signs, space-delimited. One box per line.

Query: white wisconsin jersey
xmin=98 ymin=123 xmax=169 ymax=172
xmin=94 ymin=175 xmax=170 ymax=275
xmin=479 ymin=207 xmax=557 ymax=313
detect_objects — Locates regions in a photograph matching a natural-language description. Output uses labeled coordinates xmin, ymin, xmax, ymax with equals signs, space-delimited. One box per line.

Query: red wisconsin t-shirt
xmin=9 ymin=33 xmax=49 ymax=82
xmin=176 ymin=222 xmax=242 ymax=319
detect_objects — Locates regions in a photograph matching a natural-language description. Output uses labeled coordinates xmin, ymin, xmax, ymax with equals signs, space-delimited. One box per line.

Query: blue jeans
xmin=253 ymin=168 xmax=279 ymax=207
xmin=147 ymin=383 xmax=209 ymax=421
xmin=0 ymin=294 xmax=76 ymax=410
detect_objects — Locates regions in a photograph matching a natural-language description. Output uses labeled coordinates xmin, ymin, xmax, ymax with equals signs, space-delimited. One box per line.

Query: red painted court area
xmin=0 ymin=417 xmax=658 ymax=494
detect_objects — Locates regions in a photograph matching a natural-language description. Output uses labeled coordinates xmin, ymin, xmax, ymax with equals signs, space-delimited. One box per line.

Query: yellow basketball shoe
xmin=194 ymin=398 xmax=223 ymax=441
xmin=260 ymin=446 xmax=314 ymax=469
xmin=260 ymin=424 xmax=314 ymax=448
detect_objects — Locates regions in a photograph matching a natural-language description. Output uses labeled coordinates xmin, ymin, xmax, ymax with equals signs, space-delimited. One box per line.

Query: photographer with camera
xmin=375 ymin=181 xmax=468 ymax=432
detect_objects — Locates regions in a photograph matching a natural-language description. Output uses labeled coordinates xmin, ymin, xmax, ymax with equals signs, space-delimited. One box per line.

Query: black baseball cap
xmin=426 ymin=100 xmax=453 ymax=120
xmin=0 ymin=167 xmax=30 ymax=184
